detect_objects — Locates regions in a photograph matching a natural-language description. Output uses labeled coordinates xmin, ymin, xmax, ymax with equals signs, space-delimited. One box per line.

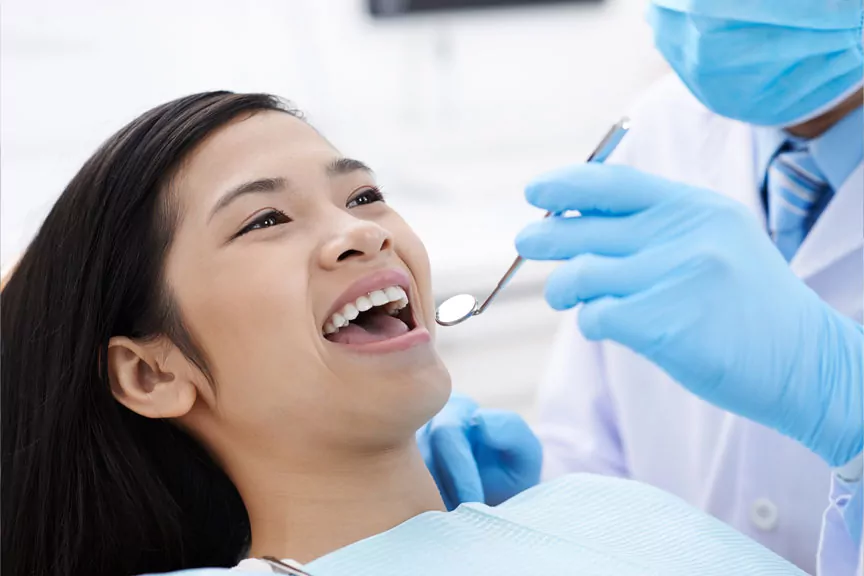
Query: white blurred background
xmin=1 ymin=0 xmax=668 ymax=419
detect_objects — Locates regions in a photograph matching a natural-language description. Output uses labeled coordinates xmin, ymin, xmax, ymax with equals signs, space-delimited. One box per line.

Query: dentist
xmin=418 ymin=1 xmax=864 ymax=574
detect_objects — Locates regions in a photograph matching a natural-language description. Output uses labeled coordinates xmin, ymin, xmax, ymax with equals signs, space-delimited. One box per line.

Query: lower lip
xmin=329 ymin=327 xmax=432 ymax=354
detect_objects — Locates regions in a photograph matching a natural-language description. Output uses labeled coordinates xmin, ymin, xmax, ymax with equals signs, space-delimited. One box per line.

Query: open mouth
xmin=323 ymin=285 xmax=418 ymax=345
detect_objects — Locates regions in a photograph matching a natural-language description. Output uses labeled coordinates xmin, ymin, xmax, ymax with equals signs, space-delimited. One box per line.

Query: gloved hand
xmin=417 ymin=393 xmax=542 ymax=510
xmin=515 ymin=163 xmax=863 ymax=468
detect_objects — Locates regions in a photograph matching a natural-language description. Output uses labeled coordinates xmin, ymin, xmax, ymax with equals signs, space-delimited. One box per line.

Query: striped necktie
xmin=766 ymin=144 xmax=833 ymax=261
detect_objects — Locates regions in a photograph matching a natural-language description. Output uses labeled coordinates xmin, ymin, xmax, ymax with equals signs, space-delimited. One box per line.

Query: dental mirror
xmin=435 ymin=293 xmax=480 ymax=327
xmin=435 ymin=117 xmax=631 ymax=328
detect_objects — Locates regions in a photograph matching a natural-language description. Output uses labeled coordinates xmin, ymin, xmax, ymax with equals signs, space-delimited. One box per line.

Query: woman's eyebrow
xmin=327 ymin=157 xmax=373 ymax=177
xmin=208 ymin=159 xmax=372 ymax=223
xmin=209 ymin=176 xmax=288 ymax=222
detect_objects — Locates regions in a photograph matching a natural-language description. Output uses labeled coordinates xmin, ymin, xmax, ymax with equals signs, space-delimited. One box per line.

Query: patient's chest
xmin=276 ymin=475 xmax=804 ymax=576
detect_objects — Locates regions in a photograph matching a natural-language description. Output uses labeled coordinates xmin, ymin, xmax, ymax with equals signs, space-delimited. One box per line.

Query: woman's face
xmin=162 ymin=110 xmax=450 ymax=461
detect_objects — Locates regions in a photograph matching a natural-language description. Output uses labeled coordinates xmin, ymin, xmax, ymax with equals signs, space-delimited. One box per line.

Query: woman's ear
xmin=107 ymin=336 xmax=198 ymax=419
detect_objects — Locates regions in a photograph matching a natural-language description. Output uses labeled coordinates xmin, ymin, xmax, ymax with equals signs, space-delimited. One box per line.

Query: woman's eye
xmin=347 ymin=187 xmax=385 ymax=209
xmin=235 ymin=209 xmax=291 ymax=238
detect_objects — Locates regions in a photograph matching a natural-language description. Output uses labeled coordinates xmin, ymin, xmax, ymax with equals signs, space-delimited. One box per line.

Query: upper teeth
xmin=324 ymin=286 xmax=409 ymax=335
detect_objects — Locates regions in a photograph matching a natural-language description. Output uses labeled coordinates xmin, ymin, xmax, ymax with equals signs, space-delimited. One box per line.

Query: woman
xmin=1 ymin=92 xmax=804 ymax=576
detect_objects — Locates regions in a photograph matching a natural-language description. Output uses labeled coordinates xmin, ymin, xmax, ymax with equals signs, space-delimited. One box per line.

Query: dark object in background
xmin=368 ymin=0 xmax=603 ymax=17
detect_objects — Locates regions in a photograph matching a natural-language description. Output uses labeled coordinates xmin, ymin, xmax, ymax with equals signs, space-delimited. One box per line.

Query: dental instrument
xmin=435 ymin=117 xmax=631 ymax=327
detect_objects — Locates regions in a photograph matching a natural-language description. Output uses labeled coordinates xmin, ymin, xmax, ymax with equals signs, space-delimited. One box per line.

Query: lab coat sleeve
xmin=534 ymin=309 xmax=629 ymax=480
xmin=818 ymin=475 xmax=863 ymax=576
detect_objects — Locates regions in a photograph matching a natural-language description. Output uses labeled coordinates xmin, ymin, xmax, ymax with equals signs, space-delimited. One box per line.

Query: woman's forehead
xmin=175 ymin=111 xmax=339 ymax=212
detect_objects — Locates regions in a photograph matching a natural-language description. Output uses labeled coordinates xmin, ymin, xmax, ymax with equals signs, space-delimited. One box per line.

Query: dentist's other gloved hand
xmin=417 ymin=393 xmax=542 ymax=510
xmin=516 ymin=164 xmax=863 ymax=468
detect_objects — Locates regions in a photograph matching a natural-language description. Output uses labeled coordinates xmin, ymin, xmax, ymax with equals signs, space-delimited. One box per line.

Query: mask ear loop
xmin=260 ymin=556 xmax=315 ymax=575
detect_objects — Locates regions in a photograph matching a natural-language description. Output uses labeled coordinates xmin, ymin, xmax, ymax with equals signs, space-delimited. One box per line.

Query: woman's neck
xmin=233 ymin=439 xmax=445 ymax=564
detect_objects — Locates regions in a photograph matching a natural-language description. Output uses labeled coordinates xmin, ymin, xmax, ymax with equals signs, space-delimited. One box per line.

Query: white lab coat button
xmin=750 ymin=498 xmax=778 ymax=531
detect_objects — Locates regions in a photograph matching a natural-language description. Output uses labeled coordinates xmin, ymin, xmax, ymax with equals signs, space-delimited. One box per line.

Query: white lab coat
xmin=535 ymin=74 xmax=863 ymax=575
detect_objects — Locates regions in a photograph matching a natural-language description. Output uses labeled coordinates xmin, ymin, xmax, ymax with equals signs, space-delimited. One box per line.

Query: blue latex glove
xmin=417 ymin=393 xmax=543 ymax=510
xmin=515 ymin=164 xmax=863 ymax=468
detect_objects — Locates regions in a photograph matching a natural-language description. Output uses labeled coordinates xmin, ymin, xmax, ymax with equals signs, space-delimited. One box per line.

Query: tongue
xmin=328 ymin=313 xmax=410 ymax=345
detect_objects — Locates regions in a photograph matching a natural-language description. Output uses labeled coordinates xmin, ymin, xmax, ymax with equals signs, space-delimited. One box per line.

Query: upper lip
xmin=323 ymin=268 xmax=414 ymax=329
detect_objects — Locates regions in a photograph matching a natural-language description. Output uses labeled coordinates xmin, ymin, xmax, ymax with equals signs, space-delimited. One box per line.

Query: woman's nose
xmin=318 ymin=218 xmax=394 ymax=270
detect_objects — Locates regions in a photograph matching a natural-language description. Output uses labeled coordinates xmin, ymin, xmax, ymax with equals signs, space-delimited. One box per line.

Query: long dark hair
xmin=2 ymin=92 xmax=302 ymax=576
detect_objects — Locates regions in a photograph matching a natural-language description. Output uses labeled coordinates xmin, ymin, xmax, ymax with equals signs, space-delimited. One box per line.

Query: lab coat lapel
xmin=791 ymin=163 xmax=864 ymax=280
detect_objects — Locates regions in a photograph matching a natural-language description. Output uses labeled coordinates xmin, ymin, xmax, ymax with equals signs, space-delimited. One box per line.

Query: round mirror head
xmin=435 ymin=293 xmax=479 ymax=327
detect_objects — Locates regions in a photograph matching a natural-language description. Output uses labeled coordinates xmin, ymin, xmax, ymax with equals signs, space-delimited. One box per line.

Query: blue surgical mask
xmin=647 ymin=0 xmax=864 ymax=127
